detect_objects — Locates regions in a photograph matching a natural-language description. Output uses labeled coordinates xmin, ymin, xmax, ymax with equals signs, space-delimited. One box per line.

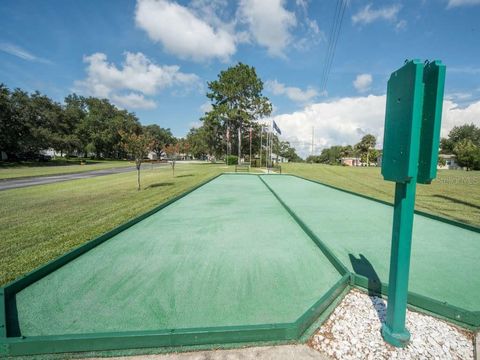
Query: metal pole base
xmin=381 ymin=323 xmax=411 ymax=347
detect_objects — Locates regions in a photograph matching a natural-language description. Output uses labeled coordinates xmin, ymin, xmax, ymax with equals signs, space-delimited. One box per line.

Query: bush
xmin=226 ymin=155 xmax=238 ymax=165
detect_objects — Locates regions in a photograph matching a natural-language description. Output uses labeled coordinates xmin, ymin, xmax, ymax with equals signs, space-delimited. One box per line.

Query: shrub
xmin=226 ymin=155 xmax=238 ymax=165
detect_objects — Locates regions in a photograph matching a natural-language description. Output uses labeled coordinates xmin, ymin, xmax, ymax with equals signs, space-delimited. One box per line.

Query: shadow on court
xmin=349 ymin=253 xmax=387 ymax=323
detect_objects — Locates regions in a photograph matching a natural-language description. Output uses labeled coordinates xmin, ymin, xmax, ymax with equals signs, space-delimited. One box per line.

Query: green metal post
xmin=381 ymin=178 xmax=417 ymax=346
xmin=381 ymin=59 xmax=445 ymax=347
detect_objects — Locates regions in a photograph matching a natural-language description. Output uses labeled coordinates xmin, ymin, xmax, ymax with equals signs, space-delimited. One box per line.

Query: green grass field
xmin=0 ymin=159 xmax=134 ymax=180
xmin=0 ymin=162 xmax=478 ymax=286
xmin=0 ymin=163 xmax=226 ymax=285
xmin=282 ymin=163 xmax=480 ymax=227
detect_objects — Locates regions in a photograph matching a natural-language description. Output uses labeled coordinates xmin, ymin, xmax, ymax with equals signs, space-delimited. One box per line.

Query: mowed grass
xmin=0 ymin=163 xmax=227 ymax=285
xmin=282 ymin=163 xmax=480 ymax=227
xmin=0 ymin=159 xmax=134 ymax=180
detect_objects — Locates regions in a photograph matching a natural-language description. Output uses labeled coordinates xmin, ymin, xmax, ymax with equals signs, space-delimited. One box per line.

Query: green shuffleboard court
xmin=261 ymin=175 xmax=480 ymax=316
xmin=1 ymin=173 xmax=479 ymax=356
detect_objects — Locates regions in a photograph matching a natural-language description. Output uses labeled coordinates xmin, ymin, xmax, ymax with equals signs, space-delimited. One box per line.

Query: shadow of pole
xmin=349 ymin=253 xmax=387 ymax=324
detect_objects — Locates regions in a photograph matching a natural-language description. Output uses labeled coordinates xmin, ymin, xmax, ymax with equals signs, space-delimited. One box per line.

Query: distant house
xmin=341 ymin=157 xmax=361 ymax=167
xmin=271 ymin=153 xmax=288 ymax=163
xmin=438 ymin=154 xmax=460 ymax=170
xmin=147 ymin=151 xmax=161 ymax=160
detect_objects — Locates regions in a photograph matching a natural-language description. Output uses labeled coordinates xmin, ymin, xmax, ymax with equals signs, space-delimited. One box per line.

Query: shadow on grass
xmin=175 ymin=174 xmax=194 ymax=178
xmin=349 ymin=253 xmax=387 ymax=323
xmin=433 ymin=194 xmax=480 ymax=210
xmin=146 ymin=182 xmax=174 ymax=189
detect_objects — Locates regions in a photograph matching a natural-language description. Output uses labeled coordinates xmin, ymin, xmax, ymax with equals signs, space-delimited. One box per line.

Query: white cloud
xmin=0 ymin=43 xmax=51 ymax=64
xmin=441 ymin=100 xmax=480 ymax=137
xmin=447 ymin=0 xmax=480 ymax=7
xmin=269 ymin=95 xmax=480 ymax=158
xmin=74 ymin=52 xmax=199 ymax=109
xmin=353 ymin=73 xmax=373 ymax=93
xmin=111 ymin=93 xmax=156 ymax=109
xmin=238 ymin=0 xmax=296 ymax=56
xmin=352 ymin=4 xmax=401 ymax=25
xmin=135 ymin=0 xmax=236 ymax=61
xmin=266 ymin=80 xmax=318 ymax=103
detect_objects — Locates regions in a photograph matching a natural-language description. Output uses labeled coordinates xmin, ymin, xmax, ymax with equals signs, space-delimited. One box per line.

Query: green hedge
xmin=226 ymin=155 xmax=238 ymax=165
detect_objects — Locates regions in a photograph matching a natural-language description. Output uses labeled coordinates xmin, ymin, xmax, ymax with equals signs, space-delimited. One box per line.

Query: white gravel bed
xmin=310 ymin=289 xmax=474 ymax=360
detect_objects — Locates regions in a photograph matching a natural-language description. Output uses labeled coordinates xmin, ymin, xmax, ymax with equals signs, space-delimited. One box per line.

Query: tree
xmin=144 ymin=124 xmax=175 ymax=159
xmin=178 ymin=138 xmax=190 ymax=159
xmin=453 ymin=139 xmax=480 ymax=170
xmin=119 ymin=131 xmax=153 ymax=190
xmin=355 ymin=134 xmax=376 ymax=166
xmin=441 ymin=123 xmax=480 ymax=154
xmin=206 ymin=63 xmax=272 ymax=162
xmin=164 ymin=143 xmax=180 ymax=176
xmin=277 ymin=140 xmax=302 ymax=162
xmin=186 ymin=127 xmax=209 ymax=159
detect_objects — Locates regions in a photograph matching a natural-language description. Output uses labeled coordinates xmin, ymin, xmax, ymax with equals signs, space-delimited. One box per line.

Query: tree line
xmin=440 ymin=123 xmax=480 ymax=170
xmin=1 ymin=62 xmax=301 ymax=165
xmin=0 ymin=84 xmax=176 ymax=160
xmin=306 ymin=134 xmax=378 ymax=166
xmin=305 ymin=124 xmax=480 ymax=170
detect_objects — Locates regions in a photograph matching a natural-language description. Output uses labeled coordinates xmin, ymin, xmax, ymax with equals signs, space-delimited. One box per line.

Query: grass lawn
xmin=0 ymin=159 xmax=134 ymax=180
xmin=0 ymin=163 xmax=227 ymax=285
xmin=282 ymin=163 xmax=480 ymax=227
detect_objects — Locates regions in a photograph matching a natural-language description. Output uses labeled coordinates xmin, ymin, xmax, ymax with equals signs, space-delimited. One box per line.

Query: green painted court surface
xmin=7 ymin=174 xmax=480 ymax=342
xmin=11 ymin=175 xmax=341 ymax=337
xmin=261 ymin=175 xmax=480 ymax=313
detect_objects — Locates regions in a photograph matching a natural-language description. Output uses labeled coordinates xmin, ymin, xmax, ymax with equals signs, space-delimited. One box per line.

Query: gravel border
xmin=309 ymin=289 xmax=474 ymax=359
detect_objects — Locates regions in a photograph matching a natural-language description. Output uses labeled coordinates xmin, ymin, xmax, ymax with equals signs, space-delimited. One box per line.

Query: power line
xmin=320 ymin=0 xmax=348 ymax=92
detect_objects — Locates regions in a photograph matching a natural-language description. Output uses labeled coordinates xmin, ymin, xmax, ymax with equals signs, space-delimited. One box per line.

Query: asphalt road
xmin=0 ymin=163 xmax=169 ymax=191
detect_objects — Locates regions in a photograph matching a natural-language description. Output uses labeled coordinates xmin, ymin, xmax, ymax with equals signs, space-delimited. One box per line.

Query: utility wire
xmin=320 ymin=0 xmax=348 ymax=92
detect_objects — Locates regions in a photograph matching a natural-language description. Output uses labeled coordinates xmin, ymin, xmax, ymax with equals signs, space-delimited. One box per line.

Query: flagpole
xmin=260 ymin=126 xmax=263 ymax=168
xmin=270 ymin=119 xmax=273 ymax=168
xmin=249 ymin=126 xmax=252 ymax=165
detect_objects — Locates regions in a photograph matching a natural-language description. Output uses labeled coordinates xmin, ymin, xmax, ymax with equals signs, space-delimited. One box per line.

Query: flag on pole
xmin=273 ymin=120 xmax=282 ymax=135
xmin=249 ymin=127 xmax=252 ymax=141
xmin=226 ymin=128 xmax=230 ymax=141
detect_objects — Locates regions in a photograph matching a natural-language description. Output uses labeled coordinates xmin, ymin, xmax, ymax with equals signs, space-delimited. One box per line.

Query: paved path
xmin=0 ymin=163 xmax=168 ymax=191
xmin=86 ymin=345 xmax=329 ymax=360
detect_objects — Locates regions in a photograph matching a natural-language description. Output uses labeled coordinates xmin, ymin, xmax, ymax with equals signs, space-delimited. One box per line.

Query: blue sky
xmin=1 ymin=0 xmax=480 ymax=157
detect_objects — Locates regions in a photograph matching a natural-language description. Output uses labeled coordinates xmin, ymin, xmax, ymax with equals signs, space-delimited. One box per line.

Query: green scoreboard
xmin=382 ymin=59 xmax=446 ymax=184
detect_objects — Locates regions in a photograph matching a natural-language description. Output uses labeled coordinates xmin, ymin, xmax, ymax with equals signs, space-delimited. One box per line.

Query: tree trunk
xmin=237 ymin=127 xmax=241 ymax=164
xmin=136 ymin=161 xmax=141 ymax=190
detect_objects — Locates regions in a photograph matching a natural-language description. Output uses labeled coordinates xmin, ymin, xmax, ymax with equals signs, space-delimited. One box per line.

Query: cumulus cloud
xmin=74 ymin=52 xmax=199 ymax=109
xmin=237 ymin=0 xmax=296 ymax=56
xmin=352 ymin=4 xmax=402 ymax=25
xmin=447 ymin=0 xmax=480 ymax=7
xmin=135 ymin=0 xmax=236 ymax=61
xmin=353 ymin=74 xmax=373 ymax=93
xmin=266 ymin=80 xmax=318 ymax=103
xmin=268 ymin=95 xmax=480 ymax=158
xmin=0 ymin=42 xmax=51 ymax=64
xmin=111 ymin=93 xmax=156 ymax=109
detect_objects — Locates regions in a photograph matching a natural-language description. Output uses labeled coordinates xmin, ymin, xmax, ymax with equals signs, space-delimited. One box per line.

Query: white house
xmin=438 ymin=154 xmax=460 ymax=170
xmin=341 ymin=157 xmax=362 ymax=166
